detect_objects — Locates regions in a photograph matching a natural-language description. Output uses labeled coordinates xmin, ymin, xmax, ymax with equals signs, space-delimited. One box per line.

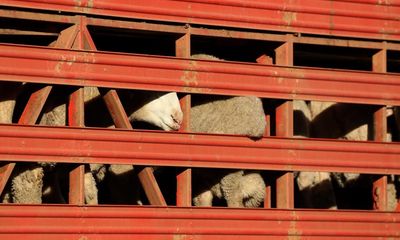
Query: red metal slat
xmin=67 ymin=20 xmax=91 ymax=205
xmin=68 ymin=88 xmax=84 ymax=127
xmin=372 ymin=107 xmax=388 ymax=210
xmin=0 ymin=205 xmax=399 ymax=239
xmin=372 ymin=48 xmax=388 ymax=211
xmin=275 ymin=101 xmax=294 ymax=138
xmin=100 ymin=89 xmax=132 ymax=129
xmin=0 ymin=163 xmax=15 ymax=195
xmin=176 ymin=33 xmax=192 ymax=207
xmin=256 ymin=55 xmax=273 ymax=207
xmin=276 ymin=172 xmax=294 ymax=209
xmin=137 ymin=167 xmax=167 ymax=206
xmin=68 ymin=88 xmax=85 ymax=205
xmin=275 ymin=101 xmax=294 ymax=209
xmin=68 ymin=165 xmax=85 ymax=205
xmin=52 ymin=25 xmax=79 ymax=49
xmin=275 ymin=35 xmax=294 ymax=67
xmin=2 ymin=44 xmax=400 ymax=105
xmin=176 ymin=168 xmax=192 ymax=207
xmin=2 ymin=0 xmax=400 ymax=41
xmin=18 ymin=85 xmax=52 ymax=125
xmin=274 ymin=38 xmax=294 ymax=209
xmin=175 ymin=33 xmax=191 ymax=59
xmin=264 ymin=185 xmax=272 ymax=209
xmin=1 ymin=124 xmax=400 ymax=174
xmin=176 ymin=94 xmax=192 ymax=207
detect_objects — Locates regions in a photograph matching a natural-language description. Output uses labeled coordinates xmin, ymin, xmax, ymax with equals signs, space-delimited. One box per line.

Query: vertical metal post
xmin=66 ymin=22 xmax=87 ymax=205
xmin=69 ymin=165 xmax=85 ymax=205
xmin=372 ymin=47 xmax=388 ymax=211
xmin=68 ymin=84 xmax=85 ymax=205
xmin=275 ymin=35 xmax=294 ymax=66
xmin=176 ymin=33 xmax=192 ymax=207
xmin=256 ymin=54 xmax=273 ymax=137
xmin=256 ymin=54 xmax=273 ymax=208
xmin=274 ymin=35 xmax=294 ymax=209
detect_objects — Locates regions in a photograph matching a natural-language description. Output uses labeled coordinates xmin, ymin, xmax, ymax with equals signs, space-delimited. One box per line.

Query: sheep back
xmin=190 ymin=95 xmax=266 ymax=138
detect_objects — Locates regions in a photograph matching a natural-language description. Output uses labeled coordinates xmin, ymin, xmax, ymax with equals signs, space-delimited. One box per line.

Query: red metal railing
xmin=2 ymin=0 xmax=400 ymax=41
xmin=0 ymin=205 xmax=399 ymax=239
xmin=1 ymin=44 xmax=400 ymax=105
xmin=0 ymin=3 xmax=399 ymax=239
xmin=0 ymin=124 xmax=399 ymax=174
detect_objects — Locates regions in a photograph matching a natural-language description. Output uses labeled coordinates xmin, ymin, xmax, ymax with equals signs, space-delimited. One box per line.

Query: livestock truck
xmin=0 ymin=1 xmax=399 ymax=239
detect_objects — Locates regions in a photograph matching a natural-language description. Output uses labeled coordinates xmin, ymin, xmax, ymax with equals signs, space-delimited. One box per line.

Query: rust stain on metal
xmin=283 ymin=12 xmax=297 ymax=26
xmin=181 ymin=60 xmax=198 ymax=86
xmin=82 ymin=52 xmax=96 ymax=64
xmin=74 ymin=0 xmax=93 ymax=13
xmin=87 ymin=0 xmax=94 ymax=8
xmin=55 ymin=55 xmax=78 ymax=74
xmin=288 ymin=211 xmax=302 ymax=240
xmin=74 ymin=0 xmax=82 ymax=7
xmin=182 ymin=69 xmax=198 ymax=86
xmin=55 ymin=55 xmax=67 ymax=74
xmin=173 ymin=234 xmax=190 ymax=240
xmin=377 ymin=0 xmax=390 ymax=5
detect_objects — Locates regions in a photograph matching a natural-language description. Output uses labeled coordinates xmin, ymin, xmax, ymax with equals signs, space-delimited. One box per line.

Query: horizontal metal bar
xmin=0 ymin=124 xmax=400 ymax=174
xmin=1 ymin=44 xmax=400 ymax=105
xmin=2 ymin=8 xmax=400 ymax=52
xmin=0 ymin=205 xmax=399 ymax=239
xmin=0 ymin=8 xmax=77 ymax=24
xmin=2 ymin=0 xmax=400 ymax=41
xmin=0 ymin=29 xmax=59 ymax=36
xmin=86 ymin=17 xmax=187 ymax=35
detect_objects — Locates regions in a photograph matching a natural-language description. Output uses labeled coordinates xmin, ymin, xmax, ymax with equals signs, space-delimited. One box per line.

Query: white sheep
xmin=190 ymin=54 xmax=266 ymax=208
xmin=0 ymin=84 xmax=183 ymax=204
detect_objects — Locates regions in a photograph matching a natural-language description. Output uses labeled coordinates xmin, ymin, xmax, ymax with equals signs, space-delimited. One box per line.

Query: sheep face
xmin=130 ymin=92 xmax=183 ymax=131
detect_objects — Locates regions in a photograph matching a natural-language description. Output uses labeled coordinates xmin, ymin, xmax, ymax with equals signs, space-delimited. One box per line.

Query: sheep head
xmin=130 ymin=92 xmax=183 ymax=131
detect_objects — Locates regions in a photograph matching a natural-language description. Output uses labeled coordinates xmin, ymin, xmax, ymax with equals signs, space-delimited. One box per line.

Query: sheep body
xmin=10 ymin=164 xmax=44 ymax=204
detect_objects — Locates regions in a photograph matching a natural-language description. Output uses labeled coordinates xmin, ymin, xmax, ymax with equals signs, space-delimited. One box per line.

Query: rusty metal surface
xmin=1 ymin=44 xmax=400 ymax=105
xmin=2 ymin=0 xmax=400 ymax=41
xmin=0 ymin=124 xmax=400 ymax=174
xmin=0 ymin=204 xmax=399 ymax=239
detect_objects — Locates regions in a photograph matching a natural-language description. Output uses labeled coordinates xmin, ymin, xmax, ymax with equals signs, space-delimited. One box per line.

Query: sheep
xmin=293 ymin=100 xmax=338 ymax=209
xmin=0 ymin=84 xmax=183 ymax=204
xmin=189 ymin=54 xmax=266 ymax=208
xmin=295 ymin=101 xmax=399 ymax=210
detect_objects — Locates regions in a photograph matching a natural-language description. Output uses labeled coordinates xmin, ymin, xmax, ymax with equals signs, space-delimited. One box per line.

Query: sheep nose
xmin=171 ymin=109 xmax=183 ymax=126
